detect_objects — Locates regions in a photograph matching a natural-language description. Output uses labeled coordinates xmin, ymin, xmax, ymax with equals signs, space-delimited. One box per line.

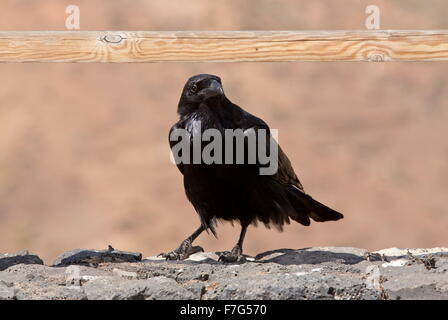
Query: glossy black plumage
xmin=161 ymin=74 xmax=343 ymax=262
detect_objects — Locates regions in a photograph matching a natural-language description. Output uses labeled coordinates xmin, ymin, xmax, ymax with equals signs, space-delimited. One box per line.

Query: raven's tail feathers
xmin=286 ymin=186 xmax=344 ymax=225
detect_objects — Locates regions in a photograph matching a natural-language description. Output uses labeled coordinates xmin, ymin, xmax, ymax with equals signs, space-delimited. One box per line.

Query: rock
xmin=144 ymin=251 xmax=221 ymax=263
xmin=82 ymin=276 xmax=200 ymax=300
xmin=53 ymin=247 xmax=142 ymax=267
xmin=0 ymin=263 xmax=109 ymax=300
xmin=0 ymin=281 xmax=16 ymax=300
xmin=0 ymin=251 xmax=44 ymax=271
xmin=373 ymin=247 xmax=448 ymax=258
xmin=113 ymin=268 xmax=138 ymax=279
xmin=255 ymin=247 xmax=367 ymax=265
xmin=0 ymin=247 xmax=446 ymax=300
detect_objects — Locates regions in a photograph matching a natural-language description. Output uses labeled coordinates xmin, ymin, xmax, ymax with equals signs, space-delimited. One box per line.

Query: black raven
xmin=160 ymin=74 xmax=343 ymax=262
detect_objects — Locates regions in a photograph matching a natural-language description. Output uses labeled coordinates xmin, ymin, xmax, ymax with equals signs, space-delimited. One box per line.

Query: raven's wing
xmin=168 ymin=122 xmax=185 ymax=175
xmin=274 ymin=145 xmax=304 ymax=191
xmin=238 ymin=107 xmax=304 ymax=191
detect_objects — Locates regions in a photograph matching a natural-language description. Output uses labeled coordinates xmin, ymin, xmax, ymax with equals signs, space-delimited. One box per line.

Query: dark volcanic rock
xmin=52 ymin=247 xmax=142 ymax=267
xmin=0 ymin=251 xmax=44 ymax=271
xmin=255 ymin=247 xmax=368 ymax=265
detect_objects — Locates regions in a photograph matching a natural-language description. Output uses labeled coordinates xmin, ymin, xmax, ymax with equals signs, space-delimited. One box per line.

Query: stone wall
xmin=1 ymin=247 xmax=447 ymax=300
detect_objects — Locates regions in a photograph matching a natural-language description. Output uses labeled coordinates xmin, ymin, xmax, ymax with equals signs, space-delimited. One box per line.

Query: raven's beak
xmin=200 ymin=79 xmax=224 ymax=99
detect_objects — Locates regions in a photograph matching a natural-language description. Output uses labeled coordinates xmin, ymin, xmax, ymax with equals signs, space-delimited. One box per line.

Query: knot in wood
xmin=367 ymin=52 xmax=389 ymax=62
xmin=101 ymin=34 xmax=123 ymax=44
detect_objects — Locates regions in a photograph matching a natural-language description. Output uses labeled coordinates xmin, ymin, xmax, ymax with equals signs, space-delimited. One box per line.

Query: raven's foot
xmin=218 ymin=245 xmax=243 ymax=263
xmin=158 ymin=240 xmax=204 ymax=261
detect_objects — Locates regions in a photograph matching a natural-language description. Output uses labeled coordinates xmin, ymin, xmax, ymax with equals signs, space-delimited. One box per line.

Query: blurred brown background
xmin=0 ymin=0 xmax=447 ymax=263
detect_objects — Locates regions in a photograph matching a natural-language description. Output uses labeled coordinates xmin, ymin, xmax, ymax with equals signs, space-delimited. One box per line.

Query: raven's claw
xmin=158 ymin=242 xmax=204 ymax=261
xmin=218 ymin=245 xmax=243 ymax=263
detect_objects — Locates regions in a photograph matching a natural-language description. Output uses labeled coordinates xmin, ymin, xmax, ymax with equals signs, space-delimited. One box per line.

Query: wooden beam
xmin=0 ymin=30 xmax=447 ymax=63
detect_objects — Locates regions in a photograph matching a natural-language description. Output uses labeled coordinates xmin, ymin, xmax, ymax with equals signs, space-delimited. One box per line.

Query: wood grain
xmin=0 ymin=30 xmax=447 ymax=63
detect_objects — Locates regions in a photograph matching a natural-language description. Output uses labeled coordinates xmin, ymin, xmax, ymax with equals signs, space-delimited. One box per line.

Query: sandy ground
xmin=0 ymin=0 xmax=447 ymax=262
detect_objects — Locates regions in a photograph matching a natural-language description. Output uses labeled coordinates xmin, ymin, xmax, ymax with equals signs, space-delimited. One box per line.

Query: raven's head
xmin=178 ymin=74 xmax=224 ymax=116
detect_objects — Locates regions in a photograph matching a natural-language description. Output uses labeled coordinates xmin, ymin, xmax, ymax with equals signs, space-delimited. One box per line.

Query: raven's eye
xmin=190 ymin=84 xmax=198 ymax=94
